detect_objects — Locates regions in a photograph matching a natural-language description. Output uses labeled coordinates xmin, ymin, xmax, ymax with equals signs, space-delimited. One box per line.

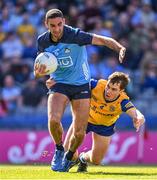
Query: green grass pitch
xmin=0 ymin=165 xmax=157 ymax=180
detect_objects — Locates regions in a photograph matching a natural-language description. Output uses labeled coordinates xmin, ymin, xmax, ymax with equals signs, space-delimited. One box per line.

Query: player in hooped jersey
xmin=34 ymin=9 xmax=126 ymax=172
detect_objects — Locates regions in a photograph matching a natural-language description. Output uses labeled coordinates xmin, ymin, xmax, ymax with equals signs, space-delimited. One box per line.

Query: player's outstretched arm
xmin=126 ymin=108 xmax=145 ymax=132
xmin=92 ymin=34 xmax=126 ymax=63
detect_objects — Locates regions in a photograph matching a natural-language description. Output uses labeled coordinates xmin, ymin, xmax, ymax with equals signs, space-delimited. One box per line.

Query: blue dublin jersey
xmin=37 ymin=25 xmax=93 ymax=85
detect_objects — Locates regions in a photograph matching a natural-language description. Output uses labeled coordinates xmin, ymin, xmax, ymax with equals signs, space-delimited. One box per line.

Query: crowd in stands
xmin=0 ymin=0 xmax=157 ymax=119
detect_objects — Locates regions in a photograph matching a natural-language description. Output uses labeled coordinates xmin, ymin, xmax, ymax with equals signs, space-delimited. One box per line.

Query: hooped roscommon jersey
xmin=89 ymin=79 xmax=136 ymax=126
xmin=37 ymin=25 xmax=93 ymax=85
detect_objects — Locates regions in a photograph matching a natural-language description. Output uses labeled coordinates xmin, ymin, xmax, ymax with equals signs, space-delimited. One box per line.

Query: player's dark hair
xmin=45 ymin=9 xmax=63 ymax=20
xmin=108 ymin=72 xmax=130 ymax=90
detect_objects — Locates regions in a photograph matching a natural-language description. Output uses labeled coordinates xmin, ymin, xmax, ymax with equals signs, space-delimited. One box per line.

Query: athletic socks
xmin=55 ymin=145 xmax=76 ymax=161
xmin=56 ymin=144 xmax=64 ymax=151
xmin=79 ymin=153 xmax=87 ymax=164
xmin=65 ymin=150 xmax=75 ymax=160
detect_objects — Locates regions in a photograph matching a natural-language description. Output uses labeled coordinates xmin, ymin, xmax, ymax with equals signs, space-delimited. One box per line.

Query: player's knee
xmin=73 ymin=129 xmax=85 ymax=141
xmin=48 ymin=113 xmax=61 ymax=126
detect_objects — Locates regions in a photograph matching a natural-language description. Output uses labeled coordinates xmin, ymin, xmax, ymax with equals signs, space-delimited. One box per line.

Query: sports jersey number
xmin=58 ymin=56 xmax=73 ymax=67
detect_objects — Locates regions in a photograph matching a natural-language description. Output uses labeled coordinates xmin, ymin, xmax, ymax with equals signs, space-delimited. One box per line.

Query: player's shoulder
xmin=92 ymin=79 xmax=107 ymax=90
xmin=120 ymin=94 xmax=135 ymax=112
xmin=62 ymin=25 xmax=93 ymax=45
xmin=98 ymin=79 xmax=107 ymax=86
xmin=120 ymin=92 xmax=130 ymax=101
xmin=63 ymin=25 xmax=81 ymax=39
xmin=98 ymin=79 xmax=107 ymax=83
xmin=64 ymin=25 xmax=80 ymax=34
xmin=63 ymin=25 xmax=92 ymax=38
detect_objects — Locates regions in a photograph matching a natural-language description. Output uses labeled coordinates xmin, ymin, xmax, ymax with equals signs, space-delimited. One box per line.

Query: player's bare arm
xmin=92 ymin=34 xmax=126 ymax=63
xmin=126 ymin=108 xmax=145 ymax=132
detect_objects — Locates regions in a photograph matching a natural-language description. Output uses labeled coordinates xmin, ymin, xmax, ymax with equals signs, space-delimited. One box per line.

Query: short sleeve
xmin=63 ymin=26 xmax=93 ymax=46
xmin=73 ymin=29 xmax=93 ymax=45
xmin=121 ymin=99 xmax=135 ymax=112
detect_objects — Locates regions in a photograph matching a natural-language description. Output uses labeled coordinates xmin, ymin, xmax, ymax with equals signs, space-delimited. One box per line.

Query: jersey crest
xmin=64 ymin=48 xmax=71 ymax=53
xmin=109 ymin=105 xmax=116 ymax=112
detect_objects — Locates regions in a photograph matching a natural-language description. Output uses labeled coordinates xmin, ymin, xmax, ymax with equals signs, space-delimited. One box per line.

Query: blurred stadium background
xmin=0 ymin=0 xmax=157 ymax=165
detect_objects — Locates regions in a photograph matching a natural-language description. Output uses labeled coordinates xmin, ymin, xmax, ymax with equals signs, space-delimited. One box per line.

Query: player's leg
xmin=60 ymin=82 xmax=90 ymax=172
xmin=61 ymin=98 xmax=90 ymax=172
xmin=84 ymin=132 xmax=111 ymax=164
xmin=77 ymin=132 xmax=111 ymax=172
xmin=69 ymin=98 xmax=90 ymax=152
xmin=63 ymin=123 xmax=73 ymax=151
xmin=48 ymin=92 xmax=69 ymax=171
xmin=63 ymin=122 xmax=79 ymax=160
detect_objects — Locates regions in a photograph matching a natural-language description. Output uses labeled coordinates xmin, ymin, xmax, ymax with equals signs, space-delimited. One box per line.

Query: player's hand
xmin=34 ymin=63 xmax=48 ymax=78
xmin=119 ymin=47 xmax=126 ymax=63
xmin=133 ymin=116 xmax=145 ymax=132
xmin=46 ymin=78 xmax=56 ymax=89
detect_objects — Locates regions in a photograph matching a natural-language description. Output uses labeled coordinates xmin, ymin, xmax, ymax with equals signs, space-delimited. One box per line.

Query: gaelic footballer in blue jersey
xmin=34 ymin=9 xmax=126 ymax=172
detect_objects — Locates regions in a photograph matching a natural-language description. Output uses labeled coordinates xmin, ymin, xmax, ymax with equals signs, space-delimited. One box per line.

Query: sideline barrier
xmin=0 ymin=130 xmax=156 ymax=164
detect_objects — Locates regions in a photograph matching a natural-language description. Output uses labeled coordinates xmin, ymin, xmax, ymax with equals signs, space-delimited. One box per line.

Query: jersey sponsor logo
xmin=91 ymin=105 xmax=114 ymax=116
xmin=95 ymin=111 xmax=114 ymax=116
xmin=58 ymin=56 xmax=73 ymax=67
xmin=125 ymin=102 xmax=134 ymax=109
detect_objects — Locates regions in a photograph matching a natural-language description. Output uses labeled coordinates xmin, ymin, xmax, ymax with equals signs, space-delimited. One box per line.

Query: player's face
xmin=45 ymin=17 xmax=65 ymax=41
xmin=104 ymin=81 xmax=123 ymax=101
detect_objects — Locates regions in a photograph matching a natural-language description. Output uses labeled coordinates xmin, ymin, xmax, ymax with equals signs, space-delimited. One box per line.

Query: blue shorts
xmin=86 ymin=122 xmax=115 ymax=136
xmin=48 ymin=83 xmax=91 ymax=100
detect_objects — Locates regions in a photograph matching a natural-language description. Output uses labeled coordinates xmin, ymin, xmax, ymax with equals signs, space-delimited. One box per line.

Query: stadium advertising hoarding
xmin=0 ymin=130 xmax=156 ymax=164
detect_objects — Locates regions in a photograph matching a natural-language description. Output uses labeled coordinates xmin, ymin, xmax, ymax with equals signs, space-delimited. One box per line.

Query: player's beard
xmin=52 ymin=31 xmax=63 ymax=42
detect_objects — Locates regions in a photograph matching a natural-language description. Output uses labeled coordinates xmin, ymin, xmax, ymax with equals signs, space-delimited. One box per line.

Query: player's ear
xmin=45 ymin=20 xmax=48 ymax=28
xmin=63 ymin=18 xmax=65 ymax=24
